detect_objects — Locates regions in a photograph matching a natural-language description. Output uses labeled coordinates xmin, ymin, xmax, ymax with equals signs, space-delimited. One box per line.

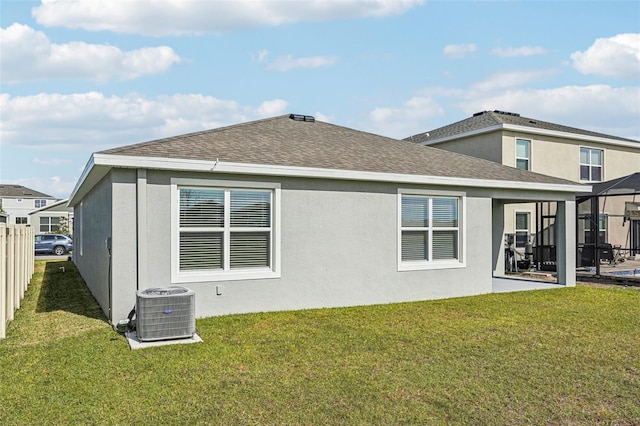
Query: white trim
xmin=397 ymin=188 xmax=466 ymax=271
xmin=419 ymin=123 xmax=639 ymax=150
xmin=137 ymin=169 xmax=147 ymax=290
xmin=84 ymin=153 xmax=588 ymax=193
xmin=170 ymin=178 xmax=281 ymax=284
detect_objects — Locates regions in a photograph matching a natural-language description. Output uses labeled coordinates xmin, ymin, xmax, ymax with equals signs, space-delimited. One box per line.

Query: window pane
xmin=580 ymin=148 xmax=589 ymax=164
xmin=515 ymin=213 xmax=529 ymax=231
xmin=432 ymin=198 xmax=458 ymax=227
xmin=180 ymin=189 xmax=224 ymax=227
xmin=516 ymin=159 xmax=529 ymax=170
xmin=231 ymin=190 xmax=271 ymax=227
xmin=402 ymin=231 xmax=428 ymax=261
xmin=580 ymin=165 xmax=590 ymax=180
xmin=40 ymin=225 xmax=48 ymax=232
xmin=402 ymin=196 xmax=429 ymax=227
xmin=591 ymin=149 xmax=602 ymax=166
xmin=180 ymin=232 xmax=223 ymax=270
xmin=51 ymin=217 xmax=60 ymax=225
xmin=433 ymin=230 xmax=458 ymax=259
xmin=516 ymin=139 xmax=529 ymax=158
xmin=230 ymin=232 xmax=270 ymax=268
xmin=591 ymin=166 xmax=602 ymax=182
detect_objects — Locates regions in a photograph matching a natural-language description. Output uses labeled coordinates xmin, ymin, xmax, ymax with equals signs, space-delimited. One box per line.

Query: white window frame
xmin=579 ymin=147 xmax=603 ymax=182
xmin=171 ymin=178 xmax=281 ymax=283
xmin=397 ymin=188 xmax=466 ymax=271
xmin=515 ymin=139 xmax=531 ymax=171
xmin=514 ymin=211 xmax=531 ymax=249
xmin=39 ymin=216 xmax=60 ymax=233
xmin=35 ymin=199 xmax=47 ymax=209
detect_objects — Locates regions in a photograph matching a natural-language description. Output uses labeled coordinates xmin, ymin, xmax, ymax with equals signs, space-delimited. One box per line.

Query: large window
xmin=172 ymin=180 xmax=280 ymax=282
xmin=580 ymin=147 xmax=603 ymax=182
xmin=399 ymin=191 xmax=464 ymax=270
xmin=515 ymin=139 xmax=530 ymax=170
xmin=39 ymin=216 xmax=60 ymax=233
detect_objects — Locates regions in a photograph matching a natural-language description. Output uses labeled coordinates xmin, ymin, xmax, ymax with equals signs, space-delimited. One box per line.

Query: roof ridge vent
xmin=289 ymin=114 xmax=315 ymax=122
xmin=493 ymin=110 xmax=520 ymax=117
xmin=473 ymin=111 xmax=487 ymax=117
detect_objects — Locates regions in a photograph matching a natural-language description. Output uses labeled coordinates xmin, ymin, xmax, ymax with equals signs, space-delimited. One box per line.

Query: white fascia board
xmin=89 ymin=153 xmax=589 ymax=194
xmin=420 ymin=123 xmax=639 ymax=149
xmin=418 ymin=124 xmax=503 ymax=146
xmin=28 ymin=198 xmax=70 ymax=215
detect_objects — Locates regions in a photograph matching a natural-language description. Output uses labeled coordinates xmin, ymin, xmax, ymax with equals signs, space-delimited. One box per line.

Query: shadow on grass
xmin=36 ymin=260 xmax=108 ymax=323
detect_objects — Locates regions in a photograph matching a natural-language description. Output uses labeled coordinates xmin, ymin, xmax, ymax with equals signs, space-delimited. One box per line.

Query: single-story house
xmin=68 ymin=114 xmax=587 ymax=325
xmin=29 ymin=198 xmax=74 ymax=234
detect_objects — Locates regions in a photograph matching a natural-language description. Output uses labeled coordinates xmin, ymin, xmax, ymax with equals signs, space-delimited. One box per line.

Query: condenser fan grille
xmin=136 ymin=286 xmax=195 ymax=342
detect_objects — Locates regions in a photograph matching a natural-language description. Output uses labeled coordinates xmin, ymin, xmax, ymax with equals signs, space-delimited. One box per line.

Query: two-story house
xmin=0 ymin=184 xmax=58 ymax=226
xmin=406 ymin=110 xmax=640 ymax=265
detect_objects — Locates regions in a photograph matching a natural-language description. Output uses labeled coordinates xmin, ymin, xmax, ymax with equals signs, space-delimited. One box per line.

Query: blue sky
xmin=1 ymin=0 xmax=639 ymax=199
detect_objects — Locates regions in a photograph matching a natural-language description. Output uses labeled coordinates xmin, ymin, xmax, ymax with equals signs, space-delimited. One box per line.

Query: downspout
xmin=136 ymin=169 xmax=147 ymax=292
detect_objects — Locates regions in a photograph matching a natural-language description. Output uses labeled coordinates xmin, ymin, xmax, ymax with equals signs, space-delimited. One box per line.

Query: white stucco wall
xmin=124 ymin=171 xmax=494 ymax=321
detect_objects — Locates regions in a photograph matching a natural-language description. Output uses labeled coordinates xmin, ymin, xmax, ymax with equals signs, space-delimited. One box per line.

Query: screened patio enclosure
xmin=576 ymin=172 xmax=640 ymax=275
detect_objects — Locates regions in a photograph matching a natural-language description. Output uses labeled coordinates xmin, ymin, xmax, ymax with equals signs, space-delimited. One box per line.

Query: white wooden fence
xmin=1 ymin=224 xmax=35 ymax=339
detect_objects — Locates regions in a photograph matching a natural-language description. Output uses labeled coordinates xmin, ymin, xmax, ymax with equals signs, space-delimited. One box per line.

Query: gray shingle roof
xmin=0 ymin=184 xmax=54 ymax=199
xmin=99 ymin=114 xmax=578 ymax=186
xmin=405 ymin=110 xmax=640 ymax=144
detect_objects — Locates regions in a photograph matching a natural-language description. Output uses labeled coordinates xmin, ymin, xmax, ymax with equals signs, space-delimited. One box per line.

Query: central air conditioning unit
xmin=136 ymin=286 xmax=196 ymax=342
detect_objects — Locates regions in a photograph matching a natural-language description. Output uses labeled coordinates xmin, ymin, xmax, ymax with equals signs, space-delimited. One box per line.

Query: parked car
xmin=35 ymin=234 xmax=73 ymax=255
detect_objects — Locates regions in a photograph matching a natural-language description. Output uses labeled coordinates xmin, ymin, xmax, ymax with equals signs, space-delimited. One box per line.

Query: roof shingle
xmin=405 ymin=110 xmax=640 ymax=144
xmin=99 ymin=114 xmax=579 ymax=186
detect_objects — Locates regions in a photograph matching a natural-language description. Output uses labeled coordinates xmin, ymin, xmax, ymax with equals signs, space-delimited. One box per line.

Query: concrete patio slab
xmin=492 ymin=277 xmax=565 ymax=293
xmin=125 ymin=331 xmax=203 ymax=350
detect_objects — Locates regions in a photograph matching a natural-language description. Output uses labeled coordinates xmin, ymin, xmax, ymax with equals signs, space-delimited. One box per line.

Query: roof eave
xmin=419 ymin=123 xmax=639 ymax=148
xmin=68 ymin=153 xmax=588 ymax=196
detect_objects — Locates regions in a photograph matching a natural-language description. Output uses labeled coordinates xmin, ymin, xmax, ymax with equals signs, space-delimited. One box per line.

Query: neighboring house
xmin=29 ymin=198 xmax=74 ymax=235
xmin=0 ymin=184 xmax=57 ymax=226
xmin=405 ymin=110 xmax=640 ymax=262
xmin=68 ymin=114 xmax=585 ymax=325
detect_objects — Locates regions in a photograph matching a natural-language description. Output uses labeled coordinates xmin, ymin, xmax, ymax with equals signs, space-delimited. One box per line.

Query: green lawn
xmin=1 ymin=260 xmax=639 ymax=425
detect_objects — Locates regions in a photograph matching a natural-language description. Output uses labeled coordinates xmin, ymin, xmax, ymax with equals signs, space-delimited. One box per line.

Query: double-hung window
xmin=40 ymin=216 xmax=60 ymax=233
xmin=580 ymin=147 xmax=603 ymax=182
xmin=35 ymin=199 xmax=47 ymax=208
xmin=172 ymin=180 xmax=280 ymax=283
xmin=515 ymin=139 xmax=530 ymax=170
xmin=398 ymin=190 xmax=464 ymax=270
xmin=515 ymin=212 xmax=530 ymax=248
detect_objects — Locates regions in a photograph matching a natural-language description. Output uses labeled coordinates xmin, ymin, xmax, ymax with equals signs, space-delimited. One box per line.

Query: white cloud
xmin=443 ymin=43 xmax=477 ymax=59
xmin=266 ymin=54 xmax=338 ymax=71
xmin=0 ymin=23 xmax=181 ymax=83
xmin=571 ymin=33 xmax=640 ymax=79
xmin=470 ymin=69 xmax=557 ymax=92
xmin=32 ymin=0 xmax=424 ymax=36
xmin=0 ymin=92 xmax=289 ymax=150
xmin=491 ymin=46 xmax=547 ymax=58
xmin=367 ymin=96 xmax=445 ymax=138
xmin=365 ymin=84 xmax=640 ymax=140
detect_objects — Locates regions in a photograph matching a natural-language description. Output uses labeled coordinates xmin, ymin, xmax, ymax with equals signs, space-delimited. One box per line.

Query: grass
xmin=1 ymin=260 xmax=639 ymax=425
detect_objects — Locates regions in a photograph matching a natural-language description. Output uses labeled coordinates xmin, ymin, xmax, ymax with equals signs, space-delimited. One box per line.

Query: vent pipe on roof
xmin=289 ymin=114 xmax=315 ymax=122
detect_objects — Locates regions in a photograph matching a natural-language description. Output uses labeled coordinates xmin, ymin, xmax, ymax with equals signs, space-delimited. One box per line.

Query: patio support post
xmin=492 ymin=200 xmax=505 ymax=277
xmin=556 ymin=200 xmax=576 ymax=287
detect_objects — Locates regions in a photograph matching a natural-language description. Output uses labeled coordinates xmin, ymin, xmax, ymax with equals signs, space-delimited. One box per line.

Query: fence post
xmin=1 ymin=224 xmax=6 ymax=339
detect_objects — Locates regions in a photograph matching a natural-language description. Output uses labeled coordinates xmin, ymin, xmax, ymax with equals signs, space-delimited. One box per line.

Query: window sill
xmin=398 ymin=260 xmax=465 ymax=272
xmin=173 ymin=268 xmax=280 ymax=283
